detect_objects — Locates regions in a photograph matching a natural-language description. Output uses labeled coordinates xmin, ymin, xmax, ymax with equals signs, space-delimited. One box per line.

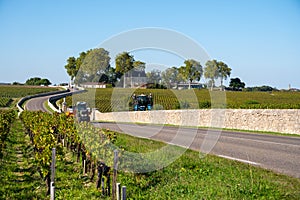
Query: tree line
xmin=65 ymin=48 xmax=236 ymax=90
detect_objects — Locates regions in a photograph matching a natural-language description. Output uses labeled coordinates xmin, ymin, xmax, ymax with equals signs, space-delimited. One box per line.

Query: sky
xmin=0 ymin=0 xmax=299 ymax=89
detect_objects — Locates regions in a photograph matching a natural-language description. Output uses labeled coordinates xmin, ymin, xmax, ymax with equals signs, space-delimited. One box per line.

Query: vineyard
xmin=19 ymin=111 xmax=118 ymax=196
xmin=0 ymin=85 xmax=58 ymax=98
xmin=0 ymin=97 xmax=12 ymax=107
xmin=0 ymin=110 xmax=299 ymax=198
xmin=64 ymin=88 xmax=300 ymax=112
xmin=0 ymin=110 xmax=16 ymax=158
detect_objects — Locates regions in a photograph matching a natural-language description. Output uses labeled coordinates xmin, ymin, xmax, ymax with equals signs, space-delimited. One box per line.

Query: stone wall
xmin=93 ymin=109 xmax=300 ymax=135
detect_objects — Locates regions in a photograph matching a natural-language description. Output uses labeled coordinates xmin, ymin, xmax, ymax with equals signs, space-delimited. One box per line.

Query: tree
xmin=161 ymin=67 xmax=183 ymax=89
xmin=229 ymin=77 xmax=245 ymax=91
xmin=39 ymin=78 xmax=52 ymax=86
xmin=79 ymin=48 xmax=110 ymax=83
xmin=64 ymin=51 xmax=87 ymax=83
xmin=106 ymin=67 xmax=118 ymax=86
xmin=218 ymin=61 xmax=231 ymax=90
xmin=204 ymin=59 xmax=232 ymax=90
xmin=64 ymin=56 xmax=77 ymax=81
xmin=179 ymin=59 xmax=203 ymax=89
xmin=146 ymin=69 xmax=161 ymax=84
xmin=133 ymin=60 xmax=146 ymax=71
xmin=25 ymin=77 xmax=51 ymax=86
xmin=204 ymin=60 xmax=219 ymax=90
xmin=115 ymin=52 xmax=135 ymax=88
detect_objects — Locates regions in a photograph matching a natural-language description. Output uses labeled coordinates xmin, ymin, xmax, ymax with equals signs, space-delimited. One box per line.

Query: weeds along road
xmin=93 ymin=122 xmax=300 ymax=179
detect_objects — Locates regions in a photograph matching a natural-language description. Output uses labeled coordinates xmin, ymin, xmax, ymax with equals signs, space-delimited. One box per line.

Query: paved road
xmin=25 ymin=95 xmax=51 ymax=113
xmin=94 ymin=122 xmax=300 ymax=178
xmin=25 ymin=90 xmax=74 ymax=113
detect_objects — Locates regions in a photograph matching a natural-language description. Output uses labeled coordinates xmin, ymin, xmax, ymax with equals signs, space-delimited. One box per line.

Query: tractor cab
xmin=133 ymin=93 xmax=153 ymax=111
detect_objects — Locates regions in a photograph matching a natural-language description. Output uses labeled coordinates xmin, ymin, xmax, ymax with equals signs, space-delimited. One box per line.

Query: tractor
xmin=132 ymin=94 xmax=153 ymax=111
xmin=74 ymin=102 xmax=90 ymax=122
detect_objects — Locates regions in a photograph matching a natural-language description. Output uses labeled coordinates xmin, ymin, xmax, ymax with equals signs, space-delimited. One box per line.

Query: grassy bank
xmin=115 ymin=133 xmax=300 ymax=199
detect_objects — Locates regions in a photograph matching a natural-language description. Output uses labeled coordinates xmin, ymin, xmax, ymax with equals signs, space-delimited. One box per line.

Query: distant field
xmin=0 ymin=85 xmax=58 ymax=98
xmin=66 ymin=88 xmax=300 ymax=112
xmin=0 ymin=85 xmax=59 ymax=107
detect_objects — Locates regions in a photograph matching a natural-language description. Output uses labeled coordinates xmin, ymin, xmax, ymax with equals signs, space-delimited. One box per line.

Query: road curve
xmin=93 ymin=122 xmax=300 ymax=178
xmin=25 ymin=95 xmax=51 ymax=113
xmin=25 ymin=90 xmax=74 ymax=113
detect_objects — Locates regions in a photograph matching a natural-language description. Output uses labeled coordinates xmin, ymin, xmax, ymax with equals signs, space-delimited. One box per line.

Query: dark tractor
xmin=74 ymin=102 xmax=90 ymax=122
xmin=132 ymin=94 xmax=153 ymax=111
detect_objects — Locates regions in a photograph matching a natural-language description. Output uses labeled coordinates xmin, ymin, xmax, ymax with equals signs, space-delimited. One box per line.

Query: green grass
xmin=66 ymin=88 xmax=300 ymax=112
xmin=54 ymin=152 xmax=110 ymax=200
xmin=0 ymin=119 xmax=46 ymax=199
xmin=114 ymin=133 xmax=300 ymax=199
xmin=43 ymin=100 xmax=55 ymax=113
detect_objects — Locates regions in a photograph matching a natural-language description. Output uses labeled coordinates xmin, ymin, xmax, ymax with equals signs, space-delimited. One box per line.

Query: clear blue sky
xmin=0 ymin=0 xmax=299 ymax=89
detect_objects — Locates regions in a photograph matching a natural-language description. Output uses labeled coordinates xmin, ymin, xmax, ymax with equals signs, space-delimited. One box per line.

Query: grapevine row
xmin=0 ymin=97 xmax=12 ymax=107
xmin=65 ymin=88 xmax=300 ymax=112
xmin=20 ymin=111 xmax=117 ymax=195
xmin=0 ymin=109 xmax=16 ymax=158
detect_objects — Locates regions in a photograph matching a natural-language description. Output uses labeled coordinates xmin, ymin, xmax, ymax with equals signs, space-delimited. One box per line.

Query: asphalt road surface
xmin=25 ymin=90 xmax=75 ymax=113
xmin=25 ymin=95 xmax=52 ymax=113
xmin=94 ymin=122 xmax=300 ymax=178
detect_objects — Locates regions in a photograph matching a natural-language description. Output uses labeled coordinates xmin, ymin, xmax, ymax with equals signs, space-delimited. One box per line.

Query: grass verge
xmin=43 ymin=100 xmax=55 ymax=113
xmin=115 ymin=133 xmax=300 ymax=199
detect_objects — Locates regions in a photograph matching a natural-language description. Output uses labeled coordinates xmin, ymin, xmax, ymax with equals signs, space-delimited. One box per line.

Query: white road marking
xmin=218 ymin=154 xmax=261 ymax=166
xmin=222 ymin=135 xmax=300 ymax=148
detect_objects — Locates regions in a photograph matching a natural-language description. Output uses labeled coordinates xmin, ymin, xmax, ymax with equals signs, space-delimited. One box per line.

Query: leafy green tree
xmin=204 ymin=60 xmax=219 ymax=90
xmin=179 ymin=59 xmax=203 ymax=89
xmin=146 ymin=69 xmax=161 ymax=85
xmin=218 ymin=61 xmax=231 ymax=90
xmin=133 ymin=60 xmax=146 ymax=71
xmin=161 ymin=67 xmax=183 ymax=89
xmin=79 ymin=48 xmax=110 ymax=83
xmin=64 ymin=56 xmax=78 ymax=81
xmin=25 ymin=77 xmax=51 ymax=86
xmin=245 ymin=85 xmax=277 ymax=92
xmin=229 ymin=77 xmax=245 ymax=91
xmin=65 ymin=51 xmax=87 ymax=82
xmin=106 ymin=67 xmax=118 ymax=86
xmin=39 ymin=79 xmax=51 ymax=86
xmin=76 ymin=52 xmax=87 ymax=67
xmin=115 ymin=52 xmax=135 ymax=88
xmin=204 ymin=59 xmax=231 ymax=90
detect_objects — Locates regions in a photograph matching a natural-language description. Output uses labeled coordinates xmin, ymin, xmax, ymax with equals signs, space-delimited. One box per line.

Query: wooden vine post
xmin=112 ymin=149 xmax=119 ymax=200
xmin=50 ymin=148 xmax=56 ymax=200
